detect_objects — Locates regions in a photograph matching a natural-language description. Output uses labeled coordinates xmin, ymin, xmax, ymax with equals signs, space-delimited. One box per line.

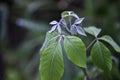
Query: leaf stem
xmin=87 ymin=39 xmax=96 ymax=50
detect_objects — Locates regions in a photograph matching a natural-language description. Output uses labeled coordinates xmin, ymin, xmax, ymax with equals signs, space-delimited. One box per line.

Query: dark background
xmin=0 ymin=0 xmax=120 ymax=80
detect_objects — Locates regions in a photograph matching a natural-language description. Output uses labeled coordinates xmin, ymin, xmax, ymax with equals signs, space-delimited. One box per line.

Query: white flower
xmin=70 ymin=18 xmax=86 ymax=36
xmin=49 ymin=20 xmax=61 ymax=33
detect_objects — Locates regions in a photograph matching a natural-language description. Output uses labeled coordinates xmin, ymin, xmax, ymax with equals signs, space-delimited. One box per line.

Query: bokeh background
xmin=0 ymin=0 xmax=120 ymax=80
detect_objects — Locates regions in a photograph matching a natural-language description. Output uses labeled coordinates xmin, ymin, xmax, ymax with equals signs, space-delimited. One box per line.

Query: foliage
xmin=1 ymin=0 xmax=120 ymax=80
xmin=39 ymin=11 xmax=120 ymax=80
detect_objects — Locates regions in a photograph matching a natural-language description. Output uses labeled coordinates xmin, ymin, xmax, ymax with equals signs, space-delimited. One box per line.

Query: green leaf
xmin=40 ymin=37 xmax=64 ymax=80
xmin=64 ymin=36 xmax=86 ymax=68
xmin=84 ymin=26 xmax=101 ymax=37
xmin=91 ymin=41 xmax=112 ymax=72
xmin=99 ymin=35 xmax=120 ymax=53
xmin=40 ymin=31 xmax=58 ymax=52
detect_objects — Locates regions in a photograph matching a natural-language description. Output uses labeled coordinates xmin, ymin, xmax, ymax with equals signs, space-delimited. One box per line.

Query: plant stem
xmin=87 ymin=39 xmax=96 ymax=50
xmin=81 ymin=38 xmax=97 ymax=80
xmin=82 ymin=68 xmax=90 ymax=80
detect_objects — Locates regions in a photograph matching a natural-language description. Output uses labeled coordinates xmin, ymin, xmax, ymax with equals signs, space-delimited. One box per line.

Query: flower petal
xmin=60 ymin=19 xmax=70 ymax=32
xmin=49 ymin=25 xmax=57 ymax=33
xmin=49 ymin=20 xmax=58 ymax=25
xmin=71 ymin=14 xmax=79 ymax=19
xmin=75 ymin=18 xmax=84 ymax=24
xmin=57 ymin=24 xmax=61 ymax=33
xmin=61 ymin=19 xmax=67 ymax=27
xmin=70 ymin=25 xmax=77 ymax=35
xmin=76 ymin=26 xmax=86 ymax=36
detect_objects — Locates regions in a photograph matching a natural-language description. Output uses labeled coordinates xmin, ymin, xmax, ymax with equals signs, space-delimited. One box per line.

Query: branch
xmin=82 ymin=68 xmax=90 ymax=80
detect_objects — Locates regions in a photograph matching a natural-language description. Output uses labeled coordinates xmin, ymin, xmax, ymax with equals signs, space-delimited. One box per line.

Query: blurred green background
xmin=0 ymin=0 xmax=120 ymax=80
